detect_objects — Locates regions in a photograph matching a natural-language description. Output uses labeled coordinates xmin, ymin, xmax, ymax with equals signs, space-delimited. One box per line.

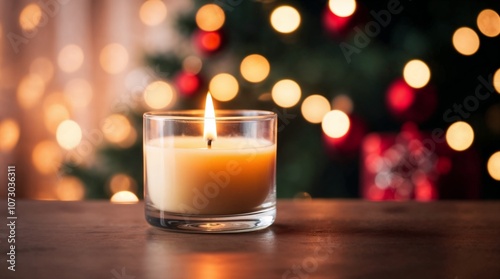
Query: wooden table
xmin=2 ymin=200 xmax=500 ymax=279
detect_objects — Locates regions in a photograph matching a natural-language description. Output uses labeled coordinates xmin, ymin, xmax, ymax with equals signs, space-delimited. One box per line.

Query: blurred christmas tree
xmin=65 ymin=0 xmax=500 ymax=200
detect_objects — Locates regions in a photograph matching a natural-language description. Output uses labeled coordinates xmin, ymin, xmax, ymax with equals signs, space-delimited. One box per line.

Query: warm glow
xmin=109 ymin=173 xmax=137 ymax=194
xmin=30 ymin=57 xmax=54 ymax=83
xmin=270 ymin=6 xmax=301 ymax=34
xmin=196 ymin=4 xmax=225 ymax=32
xmin=387 ymin=79 xmax=415 ymax=113
xmin=44 ymin=103 xmax=70 ymax=134
xmin=32 ymin=141 xmax=62 ymax=174
xmin=199 ymin=32 xmax=221 ymax=52
xmin=322 ymin=110 xmax=350 ymax=138
xmin=58 ymin=44 xmax=84 ymax=73
xmin=111 ymin=191 xmax=139 ymax=204
xmin=452 ymin=27 xmax=480 ymax=56
xmin=118 ymin=127 xmax=137 ymax=148
xmin=446 ymin=121 xmax=474 ymax=151
xmin=19 ymin=3 xmax=42 ymax=31
xmin=328 ymin=0 xmax=356 ymax=17
xmin=204 ymin=93 xmax=217 ymax=142
xmin=64 ymin=78 xmax=93 ymax=108
xmin=240 ymin=54 xmax=270 ymax=83
xmin=403 ymin=59 xmax=431 ymax=89
xmin=101 ymin=114 xmax=132 ymax=144
xmin=0 ymin=119 xmax=20 ymax=152
xmin=144 ymin=81 xmax=175 ymax=109
xmin=100 ymin=43 xmax=129 ymax=74
xmin=487 ymin=151 xmax=500 ymax=181
xmin=56 ymin=120 xmax=82 ymax=150
xmin=209 ymin=73 xmax=239 ymax=102
xmin=477 ymin=9 xmax=500 ymax=37
xmin=272 ymin=79 xmax=301 ymax=108
xmin=301 ymin=95 xmax=331 ymax=124
xmin=17 ymin=74 xmax=45 ymax=109
xmin=43 ymin=93 xmax=71 ymax=133
xmin=139 ymin=0 xmax=167 ymax=26
xmin=183 ymin=56 xmax=203 ymax=74
xmin=494 ymin=68 xmax=500 ymax=94
xmin=331 ymin=94 xmax=353 ymax=114
xmin=56 ymin=176 xmax=85 ymax=201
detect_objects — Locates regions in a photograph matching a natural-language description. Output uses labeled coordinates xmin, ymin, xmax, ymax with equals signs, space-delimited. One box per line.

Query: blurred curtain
xmin=0 ymin=0 xmax=191 ymax=199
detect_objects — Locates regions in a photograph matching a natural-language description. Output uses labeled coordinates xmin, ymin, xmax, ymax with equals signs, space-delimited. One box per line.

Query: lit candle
xmin=144 ymin=93 xmax=277 ymax=232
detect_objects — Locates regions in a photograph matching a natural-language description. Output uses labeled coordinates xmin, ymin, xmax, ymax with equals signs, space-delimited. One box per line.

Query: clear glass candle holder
xmin=144 ymin=110 xmax=277 ymax=233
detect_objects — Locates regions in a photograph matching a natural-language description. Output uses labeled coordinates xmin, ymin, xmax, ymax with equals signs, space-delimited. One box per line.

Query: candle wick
xmin=207 ymin=139 xmax=212 ymax=149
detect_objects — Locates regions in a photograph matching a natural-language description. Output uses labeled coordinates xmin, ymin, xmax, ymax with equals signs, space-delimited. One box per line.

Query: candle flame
xmin=204 ymin=93 xmax=217 ymax=143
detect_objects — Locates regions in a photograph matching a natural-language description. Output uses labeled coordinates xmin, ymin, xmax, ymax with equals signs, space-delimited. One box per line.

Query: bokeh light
xmin=30 ymin=57 xmax=54 ymax=83
xmin=44 ymin=103 xmax=70 ymax=133
xmin=240 ymin=54 xmax=270 ymax=83
xmin=56 ymin=176 xmax=85 ymax=201
xmin=17 ymin=74 xmax=45 ymax=109
xmin=101 ymin=114 xmax=132 ymax=144
xmin=328 ymin=0 xmax=356 ymax=17
xmin=183 ymin=56 xmax=203 ymax=74
xmin=19 ymin=3 xmax=42 ymax=31
xmin=58 ymin=44 xmax=84 ymax=73
xmin=64 ymin=78 xmax=93 ymax=108
xmin=387 ymin=80 xmax=415 ymax=113
xmin=403 ymin=59 xmax=431 ymax=89
xmin=322 ymin=110 xmax=350 ymax=138
xmin=144 ymin=80 xmax=176 ymax=109
xmin=452 ymin=27 xmax=480 ymax=56
xmin=494 ymin=68 xmax=500 ymax=93
xmin=477 ymin=9 xmax=500 ymax=37
xmin=198 ymin=31 xmax=221 ymax=52
xmin=196 ymin=4 xmax=225 ymax=32
xmin=56 ymin=120 xmax=82 ymax=150
xmin=446 ymin=121 xmax=474 ymax=151
xmin=139 ymin=0 xmax=167 ymax=26
xmin=0 ymin=119 xmax=20 ymax=152
xmin=209 ymin=73 xmax=239 ymax=101
xmin=109 ymin=173 xmax=137 ymax=194
xmin=100 ymin=43 xmax=129 ymax=74
xmin=32 ymin=141 xmax=62 ymax=174
xmin=272 ymin=79 xmax=301 ymax=108
xmin=331 ymin=94 xmax=353 ymax=114
xmin=43 ymin=93 xmax=71 ymax=134
xmin=270 ymin=6 xmax=301 ymax=34
xmin=111 ymin=191 xmax=139 ymax=204
xmin=301 ymin=95 xmax=331 ymax=124
xmin=487 ymin=151 xmax=500 ymax=181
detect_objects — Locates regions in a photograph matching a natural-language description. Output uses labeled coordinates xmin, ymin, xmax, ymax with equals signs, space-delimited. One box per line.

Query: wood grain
xmin=2 ymin=200 xmax=500 ymax=279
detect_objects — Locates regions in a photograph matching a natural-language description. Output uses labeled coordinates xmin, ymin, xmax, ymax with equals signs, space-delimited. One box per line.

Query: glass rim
xmin=144 ymin=110 xmax=276 ymax=121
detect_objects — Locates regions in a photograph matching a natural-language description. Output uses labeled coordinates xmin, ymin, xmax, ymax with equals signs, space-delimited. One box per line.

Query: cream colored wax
xmin=145 ymin=137 xmax=276 ymax=215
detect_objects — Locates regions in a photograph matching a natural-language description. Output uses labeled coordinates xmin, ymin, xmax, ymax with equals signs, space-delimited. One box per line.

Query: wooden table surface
xmin=2 ymin=200 xmax=500 ymax=279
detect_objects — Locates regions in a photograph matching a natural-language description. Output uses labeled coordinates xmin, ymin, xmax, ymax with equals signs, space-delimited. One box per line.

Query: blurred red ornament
xmin=322 ymin=6 xmax=352 ymax=34
xmin=361 ymin=126 xmax=439 ymax=201
xmin=361 ymin=123 xmax=481 ymax=201
xmin=386 ymin=78 xmax=437 ymax=123
xmin=194 ymin=30 xmax=223 ymax=55
xmin=323 ymin=114 xmax=366 ymax=158
xmin=174 ymin=71 xmax=201 ymax=97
